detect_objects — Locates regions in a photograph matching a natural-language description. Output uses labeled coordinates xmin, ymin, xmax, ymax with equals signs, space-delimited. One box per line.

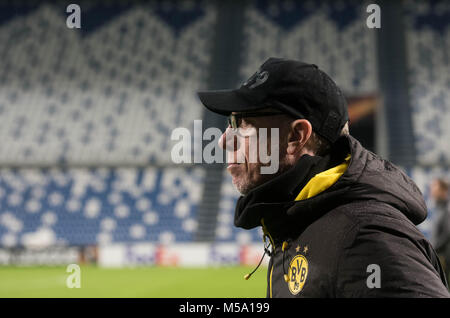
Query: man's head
xmin=198 ymin=58 xmax=349 ymax=195
xmin=217 ymin=109 xmax=349 ymax=194
xmin=430 ymin=178 xmax=449 ymax=203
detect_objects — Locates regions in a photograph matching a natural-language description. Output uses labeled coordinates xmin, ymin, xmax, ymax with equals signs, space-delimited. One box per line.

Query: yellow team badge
xmin=288 ymin=254 xmax=308 ymax=295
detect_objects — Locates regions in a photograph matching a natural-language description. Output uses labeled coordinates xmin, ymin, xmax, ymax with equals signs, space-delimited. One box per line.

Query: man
xmin=430 ymin=178 xmax=450 ymax=284
xmin=197 ymin=57 xmax=449 ymax=297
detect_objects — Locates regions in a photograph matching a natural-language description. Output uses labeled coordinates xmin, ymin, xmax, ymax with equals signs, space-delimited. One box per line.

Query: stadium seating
xmin=0 ymin=167 xmax=204 ymax=247
xmin=402 ymin=0 xmax=450 ymax=239
xmin=0 ymin=3 xmax=214 ymax=165
xmin=239 ymin=0 xmax=378 ymax=95
xmin=404 ymin=0 xmax=450 ymax=166
xmin=0 ymin=1 xmax=213 ymax=247
xmin=0 ymin=0 xmax=448 ymax=248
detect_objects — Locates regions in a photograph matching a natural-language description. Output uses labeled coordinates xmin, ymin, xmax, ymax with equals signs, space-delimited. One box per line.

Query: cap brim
xmin=197 ymin=89 xmax=266 ymax=116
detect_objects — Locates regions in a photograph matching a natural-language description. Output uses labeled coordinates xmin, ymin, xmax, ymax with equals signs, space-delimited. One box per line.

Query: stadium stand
xmin=404 ymin=0 xmax=450 ymax=166
xmin=239 ymin=0 xmax=378 ymax=94
xmin=403 ymin=0 xmax=450 ymax=236
xmin=0 ymin=0 xmax=448 ymax=249
xmin=0 ymin=1 xmax=214 ymax=247
xmin=0 ymin=167 xmax=204 ymax=247
xmin=0 ymin=3 xmax=214 ymax=165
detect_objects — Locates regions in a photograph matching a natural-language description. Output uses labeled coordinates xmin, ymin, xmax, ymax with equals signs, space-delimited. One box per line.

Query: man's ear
xmin=286 ymin=119 xmax=313 ymax=157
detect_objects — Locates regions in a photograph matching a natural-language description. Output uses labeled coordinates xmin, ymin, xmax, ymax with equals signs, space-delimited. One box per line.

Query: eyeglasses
xmin=227 ymin=111 xmax=286 ymax=130
xmin=226 ymin=100 xmax=307 ymax=131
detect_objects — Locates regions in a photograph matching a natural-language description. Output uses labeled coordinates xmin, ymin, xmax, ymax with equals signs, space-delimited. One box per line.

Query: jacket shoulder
xmin=325 ymin=201 xmax=450 ymax=297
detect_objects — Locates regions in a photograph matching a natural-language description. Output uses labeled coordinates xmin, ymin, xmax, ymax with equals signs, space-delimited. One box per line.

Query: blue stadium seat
xmin=0 ymin=167 xmax=204 ymax=247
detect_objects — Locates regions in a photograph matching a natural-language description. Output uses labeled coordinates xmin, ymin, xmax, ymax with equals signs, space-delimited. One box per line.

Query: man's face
xmin=430 ymin=179 xmax=449 ymax=202
xmin=219 ymin=110 xmax=291 ymax=195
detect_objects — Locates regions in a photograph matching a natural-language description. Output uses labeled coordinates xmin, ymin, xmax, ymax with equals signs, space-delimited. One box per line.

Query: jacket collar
xmin=234 ymin=136 xmax=350 ymax=240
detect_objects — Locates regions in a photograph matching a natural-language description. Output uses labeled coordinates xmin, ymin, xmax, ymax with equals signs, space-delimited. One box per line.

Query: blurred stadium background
xmin=0 ymin=0 xmax=448 ymax=297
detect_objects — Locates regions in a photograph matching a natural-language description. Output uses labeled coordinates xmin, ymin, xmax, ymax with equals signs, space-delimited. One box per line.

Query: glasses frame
xmin=226 ymin=99 xmax=308 ymax=130
xmin=227 ymin=111 xmax=286 ymax=130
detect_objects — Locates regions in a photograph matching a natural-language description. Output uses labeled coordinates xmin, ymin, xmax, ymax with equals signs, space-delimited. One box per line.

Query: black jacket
xmin=235 ymin=135 xmax=450 ymax=297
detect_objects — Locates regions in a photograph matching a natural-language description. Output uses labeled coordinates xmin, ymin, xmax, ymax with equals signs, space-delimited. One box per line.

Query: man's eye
xmin=241 ymin=118 xmax=254 ymax=128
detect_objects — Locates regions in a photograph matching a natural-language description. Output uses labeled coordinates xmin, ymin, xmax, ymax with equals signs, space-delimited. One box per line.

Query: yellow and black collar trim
xmin=295 ymin=154 xmax=351 ymax=201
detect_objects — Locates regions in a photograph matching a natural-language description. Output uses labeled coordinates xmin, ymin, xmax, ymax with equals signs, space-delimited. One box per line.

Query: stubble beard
xmin=232 ymin=157 xmax=293 ymax=196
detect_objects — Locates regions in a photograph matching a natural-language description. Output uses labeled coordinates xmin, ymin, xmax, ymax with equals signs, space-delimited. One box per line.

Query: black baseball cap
xmin=197 ymin=57 xmax=349 ymax=143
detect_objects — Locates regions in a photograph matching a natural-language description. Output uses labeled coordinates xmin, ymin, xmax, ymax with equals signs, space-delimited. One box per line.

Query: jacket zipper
xmin=269 ymin=259 xmax=274 ymax=298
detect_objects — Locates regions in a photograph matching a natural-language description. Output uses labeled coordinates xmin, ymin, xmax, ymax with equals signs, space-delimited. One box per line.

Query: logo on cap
xmin=243 ymin=70 xmax=269 ymax=89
